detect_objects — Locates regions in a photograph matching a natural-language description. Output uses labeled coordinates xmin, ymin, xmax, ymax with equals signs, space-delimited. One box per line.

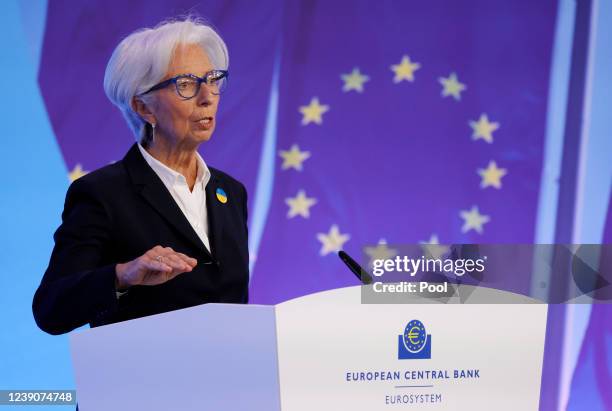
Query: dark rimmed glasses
xmin=140 ymin=70 xmax=228 ymax=99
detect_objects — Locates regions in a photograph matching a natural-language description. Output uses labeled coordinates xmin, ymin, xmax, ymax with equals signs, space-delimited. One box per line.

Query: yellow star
xmin=278 ymin=144 xmax=311 ymax=171
xmin=341 ymin=68 xmax=370 ymax=93
xmin=69 ymin=163 xmax=88 ymax=182
xmin=439 ymin=72 xmax=466 ymax=101
xmin=419 ymin=234 xmax=450 ymax=259
xmin=299 ymin=97 xmax=330 ymax=125
xmin=285 ymin=190 xmax=317 ymax=218
xmin=459 ymin=206 xmax=491 ymax=234
xmin=478 ymin=160 xmax=507 ymax=189
xmin=364 ymin=239 xmax=398 ymax=267
xmin=469 ymin=114 xmax=499 ymax=143
xmin=390 ymin=55 xmax=421 ymax=83
xmin=317 ymin=224 xmax=350 ymax=256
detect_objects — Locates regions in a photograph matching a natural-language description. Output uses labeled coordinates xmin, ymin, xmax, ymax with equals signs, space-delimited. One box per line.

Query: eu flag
xmin=250 ymin=0 xmax=558 ymax=304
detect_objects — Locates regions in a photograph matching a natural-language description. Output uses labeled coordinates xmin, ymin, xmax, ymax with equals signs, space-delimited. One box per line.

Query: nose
xmin=196 ymin=82 xmax=214 ymax=106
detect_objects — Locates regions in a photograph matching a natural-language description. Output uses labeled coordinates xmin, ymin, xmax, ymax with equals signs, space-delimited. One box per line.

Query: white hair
xmin=103 ymin=17 xmax=229 ymax=142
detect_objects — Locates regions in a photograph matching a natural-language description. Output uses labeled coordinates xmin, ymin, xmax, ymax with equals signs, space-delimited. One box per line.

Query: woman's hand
xmin=115 ymin=246 xmax=198 ymax=290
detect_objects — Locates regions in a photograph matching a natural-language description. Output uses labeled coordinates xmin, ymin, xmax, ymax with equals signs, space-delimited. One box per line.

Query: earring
xmin=151 ymin=123 xmax=156 ymax=144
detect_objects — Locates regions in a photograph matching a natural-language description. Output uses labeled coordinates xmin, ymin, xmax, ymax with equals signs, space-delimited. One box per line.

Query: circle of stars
xmin=277 ymin=50 xmax=515 ymax=259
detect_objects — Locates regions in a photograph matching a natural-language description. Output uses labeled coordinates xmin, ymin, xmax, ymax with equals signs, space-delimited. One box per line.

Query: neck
xmin=146 ymin=137 xmax=199 ymax=190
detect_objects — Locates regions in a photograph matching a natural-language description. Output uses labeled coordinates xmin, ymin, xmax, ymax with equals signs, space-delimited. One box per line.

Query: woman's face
xmin=150 ymin=44 xmax=219 ymax=147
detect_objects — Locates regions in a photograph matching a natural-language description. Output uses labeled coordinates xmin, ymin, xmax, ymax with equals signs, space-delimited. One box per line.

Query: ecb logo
xmin=398 ymin=320 xmax=431 ymax=360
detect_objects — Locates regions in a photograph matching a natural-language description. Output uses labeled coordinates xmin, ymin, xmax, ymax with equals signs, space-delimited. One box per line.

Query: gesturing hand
xmin=115 ymin=245 xmax=198 ymax=290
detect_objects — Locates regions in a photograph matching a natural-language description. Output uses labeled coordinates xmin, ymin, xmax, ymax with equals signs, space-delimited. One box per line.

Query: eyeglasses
xmin=140 ymin=70 xmax=228 ymax=99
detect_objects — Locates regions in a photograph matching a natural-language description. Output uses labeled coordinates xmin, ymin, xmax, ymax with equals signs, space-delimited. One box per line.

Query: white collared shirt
xmin=137 ymin=144 xmax=212 ymax=253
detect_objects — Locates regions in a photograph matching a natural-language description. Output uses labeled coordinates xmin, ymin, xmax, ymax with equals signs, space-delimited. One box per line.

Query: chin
xmin=193 ymin=129 xmax=214 ymax=143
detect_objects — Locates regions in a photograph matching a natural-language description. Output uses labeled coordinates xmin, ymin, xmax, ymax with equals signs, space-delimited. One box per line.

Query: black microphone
xmin=338 ymin=250 xmax=373 ymax=284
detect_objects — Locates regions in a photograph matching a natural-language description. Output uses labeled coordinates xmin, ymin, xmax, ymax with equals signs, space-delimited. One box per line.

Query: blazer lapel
xmin=205 ymin=174 xmax=226 ymax=259
xmin=122 ymin=144 xmax=214 ymax=260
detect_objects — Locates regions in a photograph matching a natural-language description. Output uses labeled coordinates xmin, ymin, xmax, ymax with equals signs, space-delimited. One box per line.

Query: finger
xmin=145 ymin=246 xmax=164 ymax=259
xmin=160 ymin=253 xmax=192 ymax=272
xmin=147 ymin=247 xmax=194 ymax=266
xmin=142 ymin=258 xmax=172 ymax=273
xmin=142 ymin=257 xmax=185 ymax=285
xmin=174 ymin=252 xmax=197 ymax=267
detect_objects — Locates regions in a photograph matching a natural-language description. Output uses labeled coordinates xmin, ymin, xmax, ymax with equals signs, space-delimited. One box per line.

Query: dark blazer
xmin=33 ymin=143 xmax=249 ymax=335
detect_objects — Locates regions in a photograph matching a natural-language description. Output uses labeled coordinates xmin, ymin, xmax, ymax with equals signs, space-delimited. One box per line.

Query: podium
xmin=70 ymin=285 xmax=547 ymax=410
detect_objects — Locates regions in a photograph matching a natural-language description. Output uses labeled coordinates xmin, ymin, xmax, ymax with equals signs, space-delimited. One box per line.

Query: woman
xmin=33 ymin=17 xmax=249 ymax=335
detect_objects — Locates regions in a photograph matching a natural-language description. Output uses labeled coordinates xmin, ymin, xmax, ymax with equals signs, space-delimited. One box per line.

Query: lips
xmin=195 ymin=116 xmax=214 ymax=130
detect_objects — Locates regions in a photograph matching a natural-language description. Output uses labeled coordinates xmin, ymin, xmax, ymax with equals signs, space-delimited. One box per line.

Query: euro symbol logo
xmin=407 ymin=326 xmax=422 ymax=345
xmin=398 ymin=319 xmax=431 ymax=359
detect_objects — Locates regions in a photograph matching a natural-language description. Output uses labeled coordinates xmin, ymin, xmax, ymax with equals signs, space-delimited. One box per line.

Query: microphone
xmin=338 ymin=250 xmax=373 ymax=284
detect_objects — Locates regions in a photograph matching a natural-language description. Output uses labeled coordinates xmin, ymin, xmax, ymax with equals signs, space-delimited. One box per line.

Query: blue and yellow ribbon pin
xmin=216 ymin=187 xmax=228 ymax=204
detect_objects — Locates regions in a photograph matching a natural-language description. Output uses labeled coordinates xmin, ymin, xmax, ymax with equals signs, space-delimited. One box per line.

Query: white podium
xmin=70 ymin=285 xmax=547 ymax=410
